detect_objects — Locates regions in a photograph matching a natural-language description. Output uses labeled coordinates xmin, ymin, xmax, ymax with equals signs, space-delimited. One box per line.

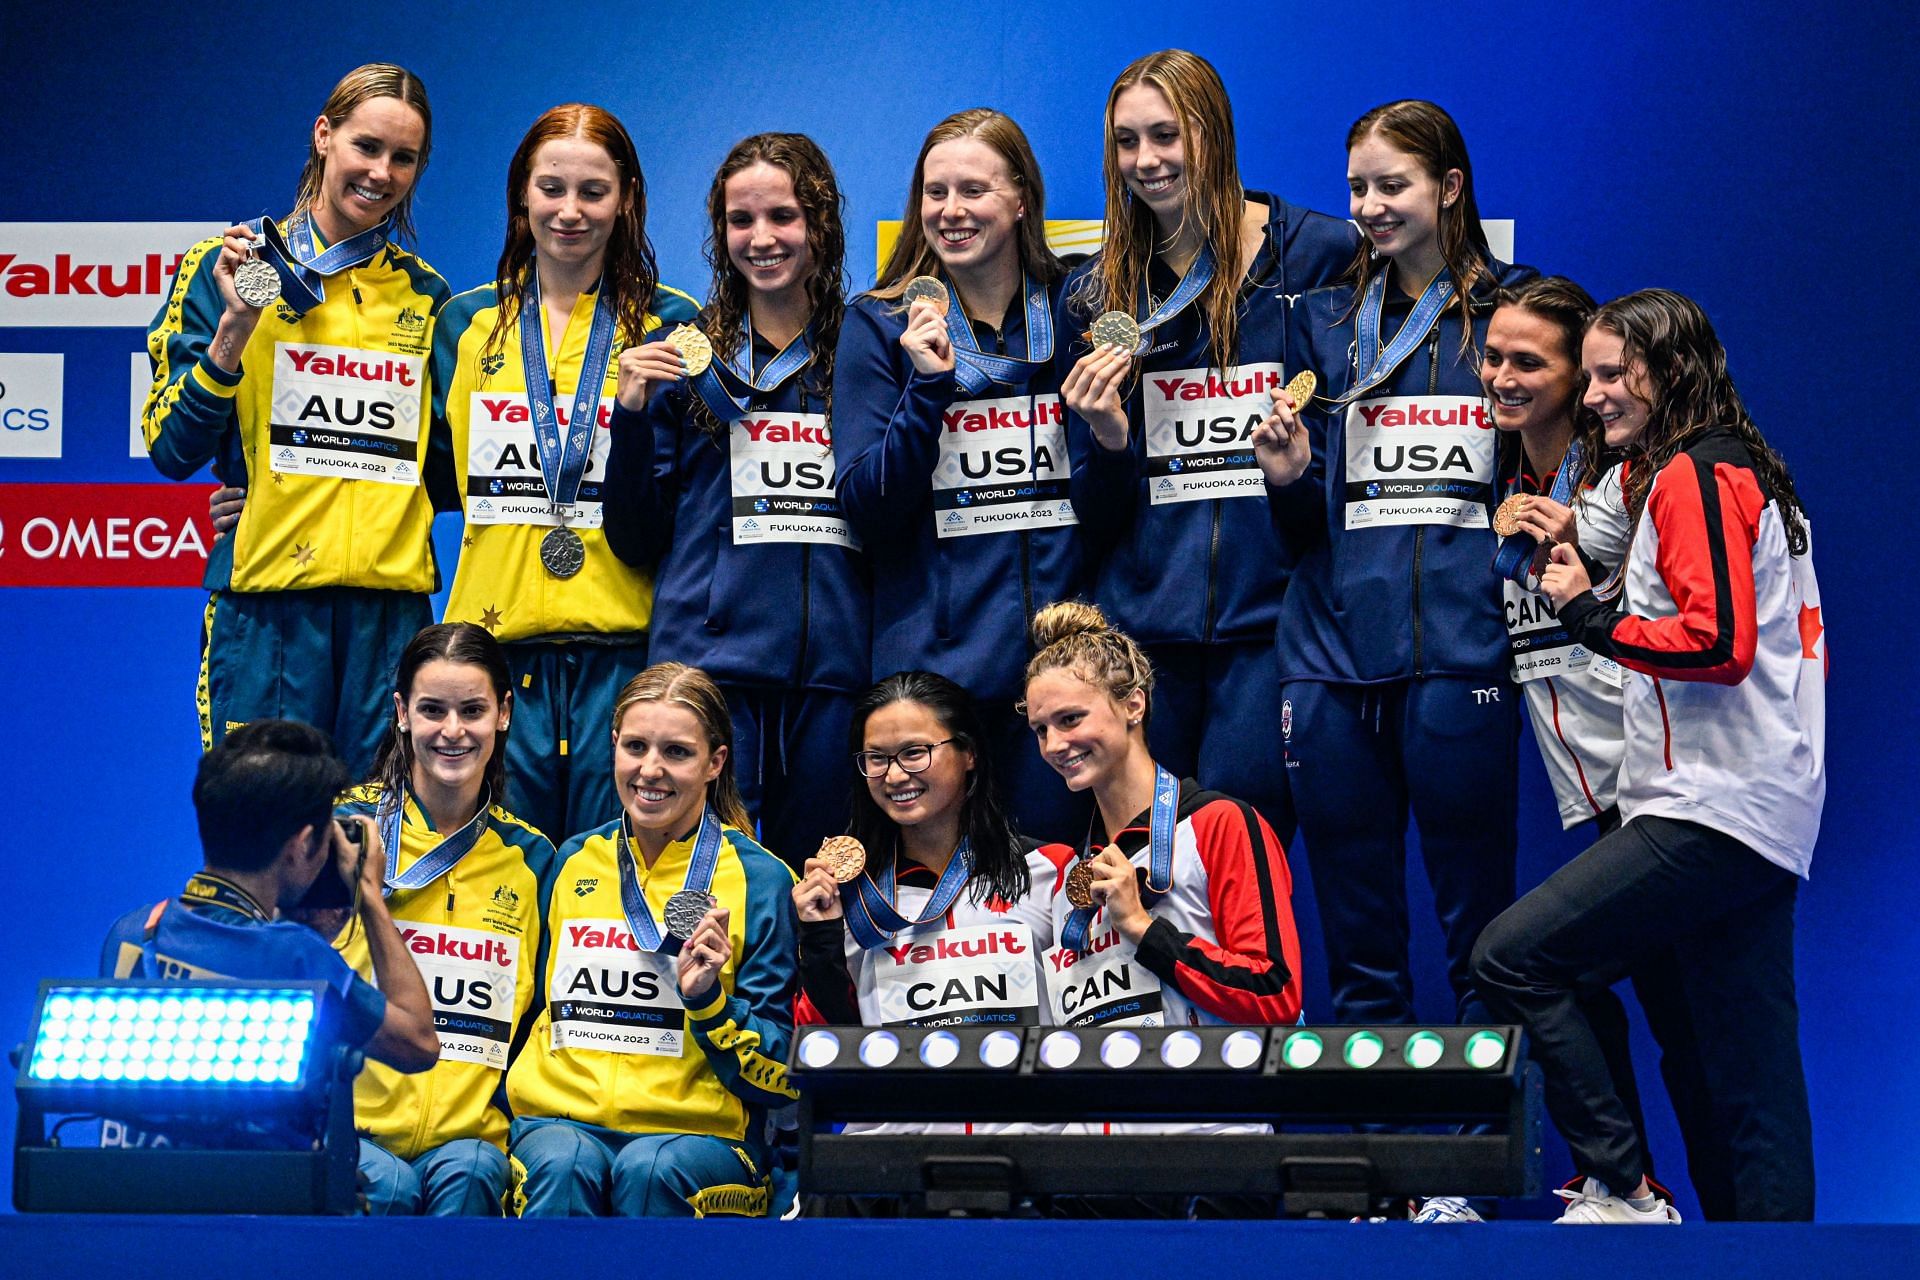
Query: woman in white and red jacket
xmin=1022 ymin=600 xmax=1303 ymax=1033
xmin=1473 ymin=288 xmax=1824 ymax=1225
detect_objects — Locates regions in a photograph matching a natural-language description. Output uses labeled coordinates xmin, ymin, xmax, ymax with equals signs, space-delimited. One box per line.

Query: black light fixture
xmin=13 ymin=978 xmax=362 ymax=1214
xmin=792 ymin=1023 xmax=1539 ymax=1216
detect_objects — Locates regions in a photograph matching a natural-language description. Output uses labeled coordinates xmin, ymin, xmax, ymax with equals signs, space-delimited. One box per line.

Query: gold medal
xmin=1089 ymin=311 xmax=1141 ymax=353
xmin=668 ymin=324 xmax=713 ymax=377
xmin=1493 ymin=494 xmax=1529 ymax=538
xmin=1282 ymin=369 xmax=1317 ymax=410
xmin=903 ymin=275 xmax=950 ymax=315
xmin=817 ymin=836 xmax=867 ymax=884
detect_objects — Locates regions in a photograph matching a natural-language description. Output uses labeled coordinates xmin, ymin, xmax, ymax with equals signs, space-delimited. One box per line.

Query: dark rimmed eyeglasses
xmin=853 ymin=739 xmax=956 ymax=779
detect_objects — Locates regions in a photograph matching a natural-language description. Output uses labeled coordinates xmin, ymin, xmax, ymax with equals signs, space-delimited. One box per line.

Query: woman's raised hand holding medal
xmin=1251 ymin=369 xmax=1317 ymax=488
xmin=1087 ymin=843 xmax=1152 ymax=944
xmin=898 ymin=278 xmax=956 ymax=376
xmin=615 ymin=334 xmax=693 ymax=411
xmin=1062 ymin=342 xmax=1135 ymax=450
xmin=675 ymin=901 xmax=734 ymax=997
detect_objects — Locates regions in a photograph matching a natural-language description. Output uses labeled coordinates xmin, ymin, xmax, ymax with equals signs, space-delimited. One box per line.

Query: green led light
xmin=1343 ymin=1031 xmax=1385 ymax=1069
xmin=1404 ymin=1031 xmax=1445 ymax=1069
xmin=1465 ymin=1031 xmax=1507 ymax=1070
xmin=1281 ymin=1031 xmax=1324 ymax=1069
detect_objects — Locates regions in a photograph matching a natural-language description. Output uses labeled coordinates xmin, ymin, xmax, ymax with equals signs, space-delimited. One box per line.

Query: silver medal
xmin=539 ymin=526 xmax=585 ymax=578
xmin=664 ymin=889 xmax=716 ymax=941
xmin=233 ymin=249 xmax=282 ymax=309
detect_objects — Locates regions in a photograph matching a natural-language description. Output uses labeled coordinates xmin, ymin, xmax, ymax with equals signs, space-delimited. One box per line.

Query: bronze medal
xmin=1064 ymin=858 xmax=1097 ymax=911
xmin=817 ymin=835 xmax=867 ymax=884
xmin=1493 ymin=494 xmax=1529 ymax=538
xmin=540 ymin=526 xmax=586 ymax=578
xmin=903 ymin=275 xmax=950 ymax=315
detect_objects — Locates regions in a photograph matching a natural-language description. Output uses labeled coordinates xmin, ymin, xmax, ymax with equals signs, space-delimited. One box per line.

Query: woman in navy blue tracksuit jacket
xmin=1060 ymin=49 xmax=1356 ymax=842
xmin=1253 ymin=99 xmax=1536 ymax=1028
xmin=603 ymin=133 xmax=866 ymax=868
xmin=832 ymin=108 xmax=1081 ymax=840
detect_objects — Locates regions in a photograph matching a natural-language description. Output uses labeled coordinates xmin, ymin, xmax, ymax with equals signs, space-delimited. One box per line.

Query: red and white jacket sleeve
xmin=1562 ymin=451 xmax=1763 ymax=685
xmin=1133 ymin=799 xmax=1304 ymax=1024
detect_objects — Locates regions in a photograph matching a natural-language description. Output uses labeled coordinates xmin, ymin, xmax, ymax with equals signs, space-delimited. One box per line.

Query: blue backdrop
xmin=2 ymin=0 xmax=1912 ymax=1221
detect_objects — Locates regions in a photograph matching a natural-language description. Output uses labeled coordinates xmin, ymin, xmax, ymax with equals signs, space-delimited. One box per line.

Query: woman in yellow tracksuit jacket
xmin=506 ymin=663 xmax=799 ymax=1217
xmin=428 ymin=102 xmax=698 ymax=844
xmin=330 ymin=622 xmax=555 ymax=1214
xmin=143 ymin=63 xmax=447 ymax=775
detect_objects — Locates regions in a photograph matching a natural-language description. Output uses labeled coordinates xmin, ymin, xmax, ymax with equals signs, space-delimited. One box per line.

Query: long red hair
xmin=484 ymin=103 xmax=661 ymax=363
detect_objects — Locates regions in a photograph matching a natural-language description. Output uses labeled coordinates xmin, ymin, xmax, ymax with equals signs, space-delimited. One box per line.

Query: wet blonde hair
xmin=1023 ymin=601 xmax=1155 ymax=725
xmin=610 ymin=663 xmax=752 ymax=832
xmin=293 ymin=63 xmax=431 ymax=244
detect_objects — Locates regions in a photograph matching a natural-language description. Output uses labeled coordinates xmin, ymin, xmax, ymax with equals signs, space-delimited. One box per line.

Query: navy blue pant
xmin=502 ymin=638 xmax=648 ymax=846
xmin=201 ymin=586 xmax=431 ymax=777
xmin=1148 ymin=640 xmax=1296 ymax=845
xmin=509 ymin=1117 xmax=769 ymax=1217
xmin=359 ymin=1137 xmax=507 ymax=1216
xmin=1283 ymin=676 xmax=1518 ymax=1024
xmin=726 ymin=684 xmax=856 ymax=870
xmin=1474 ymin=815 xmax=1812 ymax=1220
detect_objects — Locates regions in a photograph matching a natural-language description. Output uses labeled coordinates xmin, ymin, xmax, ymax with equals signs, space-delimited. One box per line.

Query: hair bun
xmin=1029 ymin=600 xmax=1110 ymax=651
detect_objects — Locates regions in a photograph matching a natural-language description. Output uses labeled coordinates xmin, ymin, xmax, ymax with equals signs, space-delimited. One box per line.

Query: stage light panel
xmin=1160 ymin=1030 xmax=1202 ymax=1069
xmin=1404 ymin=1031 xmax=1446 ymax=1069
xmin=918 ymin=1031 xmax=960 ymax=1069
xmin=859 ymin=1030 xmax=901 ymax=1068
xmin=1039 ymin=1030 xmax=1083 ymax=1070
xmin=1281 ymin=1030 xmax=1324 ymax=1069
xmin=1099 ymin=1031 xmax=1142 ymax=1069
xmin=797 ymin=1030 xmax=843 ymax=1069
xmin=979 ymin=1030 xmax=1023 ymax=1069
xmin=1343 ymin=1031 xmax=1385 ymax=1069
xmin=1465 ymin=1030 xmax=1508 ymax=1070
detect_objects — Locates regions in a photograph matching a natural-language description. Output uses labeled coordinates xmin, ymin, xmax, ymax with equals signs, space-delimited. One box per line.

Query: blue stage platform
xmin=3 ymin=1218 xmax=1913 ymax=1279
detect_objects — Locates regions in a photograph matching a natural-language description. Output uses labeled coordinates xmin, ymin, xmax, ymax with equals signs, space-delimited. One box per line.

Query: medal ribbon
xmin=1493 ymin=440 xmax=1586 ymax=584
xmin=945 ymin=273 xmax=1055 ymax=395
xmin=520 ymin=269 xmax=620 ymax=509
xmin=258 ymin=213 xmax=391 ymax=314
xmin=618 ymin=806 xmax=724 ymax=954
xmin=843 ymin=839 xmax=976 ymax=951
xmin=1061 ymin=765 xmax=1179 ymax=954
xmin=1114 ymin=247 xmax=1218 ymax=358
xmin=690 ymin=314 xmax=815 ymax=424
xmin=378 ymin=789 xmax=493 ymax=896
xmin=1345 ymin=268 xmax=1455 ymax=403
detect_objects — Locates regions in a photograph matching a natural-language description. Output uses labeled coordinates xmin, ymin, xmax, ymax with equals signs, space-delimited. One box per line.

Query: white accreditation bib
xmin=932 ymin=393 xmax=1077 ymax=538
xmin=1044 ymin=928 xmax=1164 ymax=1029
xmin=727 ymin=411 xmax=858 ymax=548
xmin=268 ymin=342 xmax=425 ymax=484
xmin=1142 ymin=363 xmax=1281 ymax=505
xmin=546 ymin=918 xmax=685 ymax=1058
xmin=1342 ymin=395 xmax=1496 ymax=529
xmin=1503 ymin=577 xmax=1627 ymax=687
xmin=464 ymin=391 xmax=613 ymax=528
xmin=872 ymin=922 xmax=1043 ymax=1028
xmin=398 ymin=922 xmax=520 ymax=1069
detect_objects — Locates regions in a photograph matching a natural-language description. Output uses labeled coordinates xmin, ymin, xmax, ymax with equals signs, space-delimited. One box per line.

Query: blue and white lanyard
xmin=519 ymin=269 xmax=620 ymax=508
xmin=1061 ymin=765 xmax=1179 ymax=954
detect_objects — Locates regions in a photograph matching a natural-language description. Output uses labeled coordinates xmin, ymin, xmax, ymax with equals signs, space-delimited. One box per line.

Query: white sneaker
xmin=1553 ymin=1178 xmax=1682 ymax=1224
xmin=1412 ymin=1196 xmax=1484 ymax=1223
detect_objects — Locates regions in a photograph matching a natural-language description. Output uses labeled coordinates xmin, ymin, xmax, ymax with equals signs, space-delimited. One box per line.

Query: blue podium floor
xmin=3 ymin=1217 xmax=1914 ymax=1279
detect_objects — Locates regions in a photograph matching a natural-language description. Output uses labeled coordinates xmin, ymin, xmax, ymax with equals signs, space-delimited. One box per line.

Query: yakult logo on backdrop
xmin=0 ymin=224 xmax=221 ymax=327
